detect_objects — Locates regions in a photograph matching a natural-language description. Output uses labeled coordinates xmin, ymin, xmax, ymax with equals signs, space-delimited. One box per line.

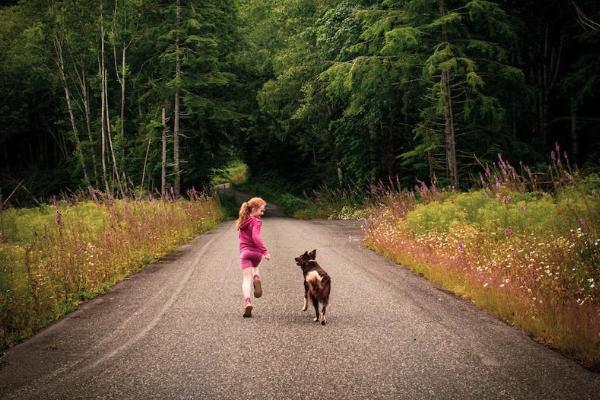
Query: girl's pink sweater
xmin=238 ymin=216 xmax=268 ymax=255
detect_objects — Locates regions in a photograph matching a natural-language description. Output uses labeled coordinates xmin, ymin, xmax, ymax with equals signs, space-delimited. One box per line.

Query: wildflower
xmin=504 ymin=227 xmax=513 ymax=237
xmin=578 ymin=218 xmax=586 ymax=230
xmin=564 ymin=171 xmax=573 ymax=180
xmin=457 ymin=243 xmax=465 ymax=252
xmin=55 ymin=210 xmax=62 ymax=226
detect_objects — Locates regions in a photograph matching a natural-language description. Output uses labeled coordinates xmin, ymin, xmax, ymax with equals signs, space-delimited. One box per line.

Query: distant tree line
xmin=1 ymin=0 xmax=599 ymax=203
xmin=240 ymin=0 xmax=600 ymax=190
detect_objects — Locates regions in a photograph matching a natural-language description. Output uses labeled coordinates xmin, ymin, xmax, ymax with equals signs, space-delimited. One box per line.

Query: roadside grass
xmin=0 ymin=190 xmax=223 ymax=349
xmin=363 ymin=152 xmax=600 ymax=370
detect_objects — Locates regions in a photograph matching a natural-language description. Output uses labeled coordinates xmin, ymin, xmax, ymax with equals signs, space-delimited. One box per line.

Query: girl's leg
xmin=242 ymin=268 xmax=253 ymax=302
xmin=251 ymin=266 xmax=261 ymax=280
xmin=252 ymin=266 xmax=262 ymax=298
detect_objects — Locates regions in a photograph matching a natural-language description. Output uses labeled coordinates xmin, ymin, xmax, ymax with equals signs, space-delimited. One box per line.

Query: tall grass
xmin=364 ymin=149 xmax=600 ymax=369
xmin=0 ymin=189 xmax=223 ymax=349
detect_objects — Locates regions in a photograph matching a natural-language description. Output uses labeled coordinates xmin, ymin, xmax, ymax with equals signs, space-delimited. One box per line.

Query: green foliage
xmin=405 ymin=190 xmax=569 ymax=236
xmin=236 ymin=177 xmax=306 ymax=216
xmin=210 ymin=160 xmax=249 ymax=185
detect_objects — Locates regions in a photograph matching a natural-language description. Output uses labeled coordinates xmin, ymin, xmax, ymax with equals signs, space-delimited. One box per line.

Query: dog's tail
xmin=308 ymin=273 xmax=330 ymax=293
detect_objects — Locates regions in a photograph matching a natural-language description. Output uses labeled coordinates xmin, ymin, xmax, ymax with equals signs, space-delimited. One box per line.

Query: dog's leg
xmin=320 ymin=302 xmax=327 ymax=325
xmin=312 ymin=295 xmax=320 ymax=322
xmin=302 ymin=281 xmax=308 ymax=311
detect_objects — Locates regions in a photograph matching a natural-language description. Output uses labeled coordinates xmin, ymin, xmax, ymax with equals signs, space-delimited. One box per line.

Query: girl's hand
xmin=264 ymin=253 xmax=271 ymax=260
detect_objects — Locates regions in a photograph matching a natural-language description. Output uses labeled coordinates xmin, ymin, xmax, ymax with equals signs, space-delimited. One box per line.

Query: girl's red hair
xmin=236 ymin=197 xmax=266 ymax=230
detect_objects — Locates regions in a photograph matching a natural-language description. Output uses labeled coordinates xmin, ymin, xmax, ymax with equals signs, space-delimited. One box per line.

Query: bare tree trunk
xmin=104 ymin=65 xmax=124 ymax=197
xmin=99 ymin=4 xmax=110 ymax=193
xmin=442 ymin=70 xmax=458 ymax=188
xmin=162 ymin=106 xmax=168 ymax=197
xmin=141 ymin=138 xmax=151 ymax=191
xmin=111 ymin=0 xmax=127 ymax=170
xmin=438 ymin=0 xmax=458 ymax=188
xmin=100 ymin=3 xmax=124 ymax=197
xmin=120 ymin=47 xmax=126 ymax=167
xmin=53 ymin=35 xmax=90 ymax=187
xmin=75 ymin=65 xmax=99 ymax=186
xmin=173 ymin=0 xmax=182 ymax=196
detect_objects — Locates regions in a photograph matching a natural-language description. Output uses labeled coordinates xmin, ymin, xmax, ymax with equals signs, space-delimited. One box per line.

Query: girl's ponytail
xmin=236 ymin=202 xmax=250 ymax=230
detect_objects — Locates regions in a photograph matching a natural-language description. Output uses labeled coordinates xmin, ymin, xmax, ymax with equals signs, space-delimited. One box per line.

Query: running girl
xmin=236 ymin=197 xmax=271 ymax=317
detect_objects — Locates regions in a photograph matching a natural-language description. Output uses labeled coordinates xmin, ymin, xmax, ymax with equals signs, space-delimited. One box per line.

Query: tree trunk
xmin=173 ymin=0 xmax=182 ymax=196
xmin=76 ymin=65 xmax=99 ymax=186
xmin=101 ymin=3 xmax=124 ymax=197
xmin=162 ymin=106 xmax=168 ymax=197
xmin=53 ymin=35 xmax=90 ymax=187
xmin=99 ymin=4 xmax=110 ymax=193
xmin=104 ymin=65 xmax=124 ymax=197
xmin=438 ymin=0 xmax=458 ymax=188
xmin=442 ymin=70 xmax=458 ymax=188
xmin=120 ymin=47 xmax=126 ymax=168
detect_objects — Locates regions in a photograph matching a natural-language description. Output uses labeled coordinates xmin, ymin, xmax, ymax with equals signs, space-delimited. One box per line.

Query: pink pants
xmin=240 ymin=250 xmax=263 ymax=270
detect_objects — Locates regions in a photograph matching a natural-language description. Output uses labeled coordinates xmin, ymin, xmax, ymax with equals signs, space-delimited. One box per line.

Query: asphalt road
xmin=1 ymin=217 xmax=598 ymax=400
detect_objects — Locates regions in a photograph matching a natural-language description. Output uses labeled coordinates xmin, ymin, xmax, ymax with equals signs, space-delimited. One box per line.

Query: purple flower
xmin=504 ymin=227 xmax=513 ymax=237
xmin=457 ymin=243 xmax=465 ymax=252
xmin=550 ymin=150 xmax=556 ymax=161
xmin=518 ymin=205 xmax=526 ymax=213
xmin=578 ymin=218 xmax=587 ymax=229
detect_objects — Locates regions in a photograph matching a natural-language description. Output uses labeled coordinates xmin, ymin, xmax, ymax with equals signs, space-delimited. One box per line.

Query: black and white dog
xmin=295 ymin=249 xmax=331 ymax=325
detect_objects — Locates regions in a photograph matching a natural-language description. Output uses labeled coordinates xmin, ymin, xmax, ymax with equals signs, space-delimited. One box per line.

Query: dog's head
xmin=295 ymin=249 xmax=317 ymax=268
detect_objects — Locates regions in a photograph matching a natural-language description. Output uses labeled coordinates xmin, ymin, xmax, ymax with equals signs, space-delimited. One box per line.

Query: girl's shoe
xmin=253 ymin=275 xmax=262 ymax=298
xmin=243 ymin=298 xmax=253 ymax=318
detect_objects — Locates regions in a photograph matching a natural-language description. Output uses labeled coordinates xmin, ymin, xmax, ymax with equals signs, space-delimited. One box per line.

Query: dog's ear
xmin=309 ymin=249 xmax=316 ymax=259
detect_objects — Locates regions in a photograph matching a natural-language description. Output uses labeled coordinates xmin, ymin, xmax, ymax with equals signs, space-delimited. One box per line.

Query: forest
xmin=1 ymin=0 xmax=599 ymax=202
